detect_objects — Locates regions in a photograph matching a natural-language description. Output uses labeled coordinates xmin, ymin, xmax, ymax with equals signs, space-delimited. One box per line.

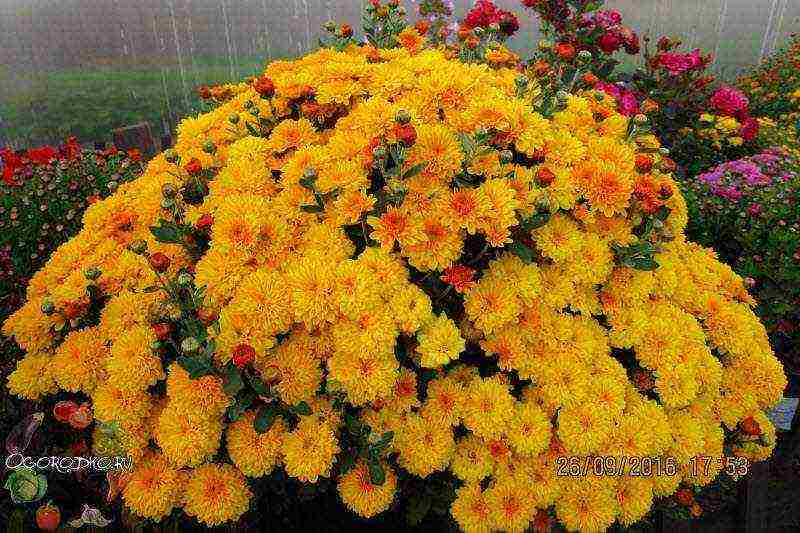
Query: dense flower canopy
xmin=3 ymin=44 xmax=786 ymax=532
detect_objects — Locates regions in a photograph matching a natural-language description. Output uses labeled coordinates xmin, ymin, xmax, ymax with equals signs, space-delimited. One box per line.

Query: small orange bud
xmin=635 ymin=154 xmax=653 ymax=173
xmin=675 ymin=487 xmax=694 ymax=506
xmin=555 ymin=42 xmax=576 ymax=60
xmin=536 ymin=167 xmax=555 ymax=186
xmin=740 ymin=416 xmax=762 ymax=436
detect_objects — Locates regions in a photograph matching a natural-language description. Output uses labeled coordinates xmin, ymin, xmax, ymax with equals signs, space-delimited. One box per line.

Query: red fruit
xmin=184 ymin=158 xmax=203 ymax=176
xmin=148 ymin=252 xmax=171 ymax=273
xmin=253 ymin=76 xmax=276 ymax=98
xmin=53 ymin=401 xmax=79 ymax=423
xmin=394 ymin=123 xmax=417 ymax=147
xmin=740 ymin=416 xmax=762 ymax=436
xmin=196 ymin=213 xmax=214 ymax=232
xmin=232 ymin=343 xmax=256 ymax=368
xmin=36 ymin=502 xmax=60 ymax=532
xmin=152 ymin=322 xmax=173 ymax=341
xmin=536 ymin=167 xmax=555 ymax=187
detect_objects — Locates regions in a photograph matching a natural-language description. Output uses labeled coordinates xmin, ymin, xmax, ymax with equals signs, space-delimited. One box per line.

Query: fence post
xmin=112 ymin=122 xmax=156 ymax=156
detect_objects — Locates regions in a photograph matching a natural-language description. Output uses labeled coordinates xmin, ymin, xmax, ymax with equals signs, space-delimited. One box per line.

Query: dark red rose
xmin=598 ymin=31 xmax=622 ymax=54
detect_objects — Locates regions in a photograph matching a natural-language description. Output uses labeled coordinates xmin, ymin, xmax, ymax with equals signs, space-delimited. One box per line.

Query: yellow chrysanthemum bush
xmin=3 ymin=42 xmax=786 ymax=531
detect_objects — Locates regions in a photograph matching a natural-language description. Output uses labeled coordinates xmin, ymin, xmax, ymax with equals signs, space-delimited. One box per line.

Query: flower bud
xmin=536 ymin=167 xmax=555 ymax=187
xmin=164 ymin=149 xmax=180 ymax=163
xmin=196 ymin=213 xmax=214 ymax=232
xmin=232 ymin=343 xmax=256 ymax=368
xmin=323 ymin=20 xmax=336 ymax=33
xmin=556 ymin=90 xmax=568 ymax=104
xmin=161 ymin=183 xmax=178 ymax=198
xmin=177 ymin=272 xmax=193 ymax=287
xmin=395 ymin=110 xmax=412 ymax=124
xmin=538 ymin=39 xmax=553 ymax=51
xmin=148 ymin=252 xmax=171 ymax=273
xmin=181 ymin=337 xmax=200 ymax=354
xmin=84 ymin=267 xmax=101 ymax=281
xmin=394 ymin=123 xmax=417 ymax=147
xmin=107 ymin=180 xmax=118 ymax=192
xmin=253 ymin=76 xmax=276 ymax=98
xmin=228 ymin=114 xmax=240 ymax=125
xmin=303 ymin=167 xmax=317 ymax=181
xmin=499 ymin=150 xmax=514 ymax=164
xmin=160 ymin=197 xmax=175 ymax=210
xmin=633 ymin=114 xmax=648 ymax=125
xmin=372 ymin=146 xmax=387 ymax=160
xmin=184 ymin=158 xmax=203 ymax=176
xmin=577 ymin=50 xmax=592 ymax=63
xmin=152 ymin=322 xmax=173 ymax=341
xmin=129 ymin=239 xmax=148 ymax=255
xmin=514 ymin=75 xmax=528 ymax=89
xmin=41 ymin=300 xmax=55 ymax=315
xmin=202 ymin=140 xmax=216 ymax=154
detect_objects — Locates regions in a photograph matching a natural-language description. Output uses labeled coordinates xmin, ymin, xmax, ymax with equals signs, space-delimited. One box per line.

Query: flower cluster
xmin=0 ymin=139 xmax=141 ymax=317
xmin=3 ymin=40 xmax=786 ymax=533
xmin=738 ymin=33 xmax=800 ymax=122
xmin=684 ymin=147 xmax=800 ymax=376
xmin=463 ymin=0 xmax=520 ymax=39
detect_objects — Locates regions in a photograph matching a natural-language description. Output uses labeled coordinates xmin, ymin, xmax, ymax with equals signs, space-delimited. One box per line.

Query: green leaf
xmin=372 ymin=431 xmax=394 ymax=452
xmin=402 ymin=162 xmax=427 ymax=180
xmin=655 ymin=206 xmax=671 ymax=221
xmin=629 ymin=257 xmax=659 ymax=271
xmin=520 ymin=211 xmax=551 ymax=231
xmin=300 ymin=203 xmax=324 ymax=213
xmin=223 ymin=364 xmax=244 ymax=396
xmin=338 ymin=453 xmax=357 ymax=476
xmin=292 ymin=401 xmax=312 ymax=416
xmin=245 ymin=121 xmax=260 ymax=137
xmin=299 ymin=176 xmax=316 ymax=190
xmin=150 ymin=220 xmax=184 ymax=244
xmin=406 ymin=492 xmax=432 ymax=526
xmin=247 ymin=374 xmax=269 ymax=396
xmin=368 ymin=458 xmax=385 ymax=486
xmin=509 ymin=241 xmax=535 ymax=264
xmin=226 ymin=393 xmax=254 ymax=421
xmin=254 ymin=405 xmax=278 ymax=433
xmin=177 ymin=355 xmax=215 ymax=379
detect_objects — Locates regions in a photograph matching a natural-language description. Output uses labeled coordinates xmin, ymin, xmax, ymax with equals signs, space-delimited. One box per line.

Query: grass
xmin=0 ymin=56 xmax=267 ymax=148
